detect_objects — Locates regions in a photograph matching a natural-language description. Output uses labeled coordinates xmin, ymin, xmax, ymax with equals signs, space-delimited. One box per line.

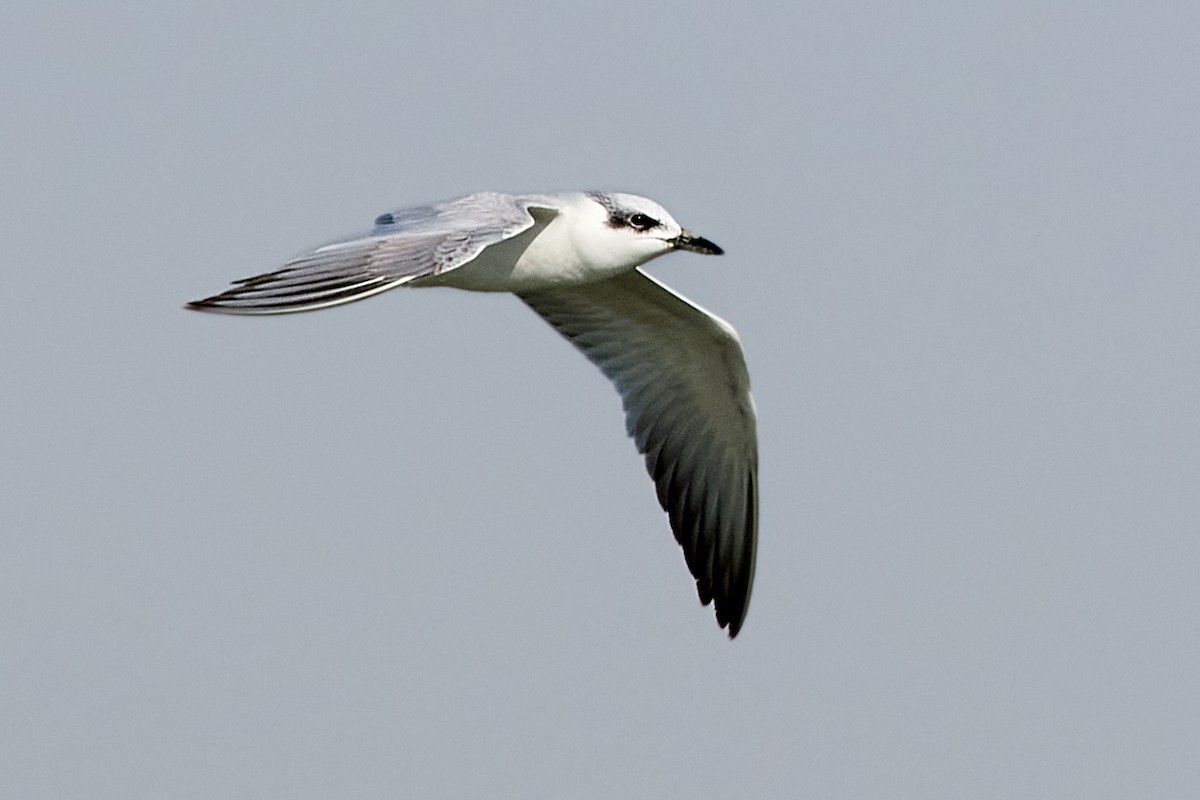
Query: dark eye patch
xmin=629 ymin=213 xmax=659 ymax=231
xmin=605 ymin=209 xmax=662 ymax=231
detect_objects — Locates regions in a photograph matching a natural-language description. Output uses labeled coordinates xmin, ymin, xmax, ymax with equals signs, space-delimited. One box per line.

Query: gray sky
xmin=3 ymin=1 xmax=1199 ymax=797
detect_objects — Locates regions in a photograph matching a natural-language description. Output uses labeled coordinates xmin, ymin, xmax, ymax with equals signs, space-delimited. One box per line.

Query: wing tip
xmin=716 ymin=594 xmax=750 ymax=639
xmin=696 ymin=577 xmax=750 ymax=639
xmin=184 ymin=298 xmax=222 ymax=313
xmin=183 ymin=296 xmax=272 ymax=315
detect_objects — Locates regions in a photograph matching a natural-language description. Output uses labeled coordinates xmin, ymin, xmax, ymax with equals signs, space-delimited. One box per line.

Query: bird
xmin=187 ymin=191 xmax=758 ymax=637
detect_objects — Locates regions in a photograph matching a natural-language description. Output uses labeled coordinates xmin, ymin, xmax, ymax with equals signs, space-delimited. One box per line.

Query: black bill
xmin=671 ymin=230 xmax=724 ymax=256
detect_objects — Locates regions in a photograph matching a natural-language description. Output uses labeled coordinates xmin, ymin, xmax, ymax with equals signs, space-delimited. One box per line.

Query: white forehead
xmin=610 ymin=192 xmax=674 ymax=222
xmin=589 ymin=192 xmax=679 ymax=227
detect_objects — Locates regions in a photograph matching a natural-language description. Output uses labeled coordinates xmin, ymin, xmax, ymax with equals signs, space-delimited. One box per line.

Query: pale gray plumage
xmin=189 ymin=193 xmax=560 ymax=314
xmin=187 ymin=190 xmax=758 ymax=637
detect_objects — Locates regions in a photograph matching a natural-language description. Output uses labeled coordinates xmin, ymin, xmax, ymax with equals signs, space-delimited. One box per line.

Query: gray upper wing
xmin=519 ymin=269 xmax=758 ymax=637
xmin=187 ymin=193 xmax=559 ymax=314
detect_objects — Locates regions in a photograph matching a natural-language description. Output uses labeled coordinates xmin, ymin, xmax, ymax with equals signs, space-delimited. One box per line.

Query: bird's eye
xmin=629 ymin=213 xmax=659 ymax=231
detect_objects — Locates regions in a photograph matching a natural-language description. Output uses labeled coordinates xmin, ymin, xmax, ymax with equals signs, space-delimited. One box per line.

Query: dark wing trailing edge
xmin=520 ymin=269 xmax=759 ymax=637
xmin=186 ymin=232 xmax=454 ymax=314
xmin=186 ymin=193 xmax=557 ymax=315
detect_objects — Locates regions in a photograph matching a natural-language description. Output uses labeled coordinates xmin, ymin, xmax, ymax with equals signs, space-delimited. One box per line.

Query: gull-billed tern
xmin=188 ymin=191 xmax=758 ymax=637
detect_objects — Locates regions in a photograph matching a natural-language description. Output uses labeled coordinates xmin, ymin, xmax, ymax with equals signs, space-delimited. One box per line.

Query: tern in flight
xmin=188 ymin=191 xmax=758 ymax=637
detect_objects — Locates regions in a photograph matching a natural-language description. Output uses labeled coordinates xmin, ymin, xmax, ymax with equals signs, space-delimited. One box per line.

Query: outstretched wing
xmin=519 ymin=269 xmax=759 ymax=637
xmin=187 ymin=193 xmax=559 ymax=314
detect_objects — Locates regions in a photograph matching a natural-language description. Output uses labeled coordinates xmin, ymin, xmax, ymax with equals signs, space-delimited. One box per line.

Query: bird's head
xmin=574 ymin=192 xmax=723 ymax=270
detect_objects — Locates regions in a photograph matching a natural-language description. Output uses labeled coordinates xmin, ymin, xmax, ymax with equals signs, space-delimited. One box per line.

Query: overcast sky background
xmin=3 ymin=2 xmax=1199 ymax=798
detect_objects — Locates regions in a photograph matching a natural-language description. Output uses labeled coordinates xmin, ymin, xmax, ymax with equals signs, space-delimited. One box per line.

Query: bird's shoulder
xmin=370 ymin=192 xmax=569 ymax=236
